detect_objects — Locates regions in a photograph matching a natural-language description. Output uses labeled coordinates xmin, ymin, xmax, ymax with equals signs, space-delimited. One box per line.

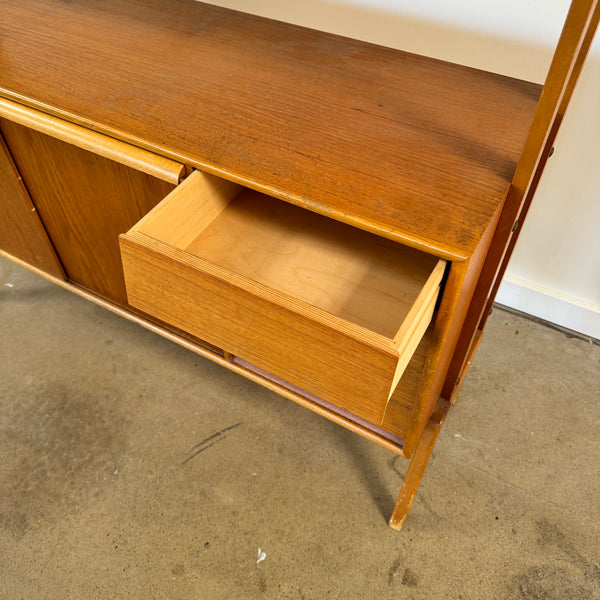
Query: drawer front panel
xmin=121 ymin=232 xmax=400 ymax=425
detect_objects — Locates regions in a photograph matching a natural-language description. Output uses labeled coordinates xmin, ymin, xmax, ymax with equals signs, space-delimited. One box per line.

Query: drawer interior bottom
xmin=182 ymin=187 xmax=440 ymax=339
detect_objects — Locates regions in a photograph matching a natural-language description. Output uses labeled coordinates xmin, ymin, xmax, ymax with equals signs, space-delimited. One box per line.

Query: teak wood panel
xmin=0 ymin=132 xmax=64 ymax=278
xmin=396 ymin=203 xmax=501 ymax=456
xmin=0 ymin=0 xmax=541 ymax=260
xmin=122 ymin=232 xmax=400 ymax=425
xmin=0 ymin=118 xmax=177 ymax=305
xmin=120 ymin=171 xmax=445 ymax=425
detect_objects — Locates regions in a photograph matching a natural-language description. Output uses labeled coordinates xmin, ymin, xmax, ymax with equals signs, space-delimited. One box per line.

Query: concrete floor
xmin=0 ymin=256 xmax=598 ymax=600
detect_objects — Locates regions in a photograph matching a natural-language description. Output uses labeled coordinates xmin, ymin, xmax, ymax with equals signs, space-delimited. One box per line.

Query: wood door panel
xmin=0 ymin=118 xmax=176 ymax=305
xmin=0 ymin=132 xmax=64 ymax=277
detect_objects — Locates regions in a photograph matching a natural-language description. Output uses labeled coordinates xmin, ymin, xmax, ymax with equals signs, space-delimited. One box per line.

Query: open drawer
xmin=120 ymin=170 xmax=446 ymax=425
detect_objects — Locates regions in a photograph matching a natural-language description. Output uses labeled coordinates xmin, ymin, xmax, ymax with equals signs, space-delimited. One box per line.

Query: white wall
xmin=497 ymin=33 xmax=600 ymax=340
xmin=207 ymin=0 xmax=600 ymax=338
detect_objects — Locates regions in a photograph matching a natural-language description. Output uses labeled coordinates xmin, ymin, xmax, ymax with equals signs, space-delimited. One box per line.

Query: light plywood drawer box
xmin=120 ymin=170 xmax=446 ymax=425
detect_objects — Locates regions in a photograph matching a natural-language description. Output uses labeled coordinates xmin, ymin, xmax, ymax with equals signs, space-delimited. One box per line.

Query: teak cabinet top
xmin=0 ymin=0 xmax=541 ymax=260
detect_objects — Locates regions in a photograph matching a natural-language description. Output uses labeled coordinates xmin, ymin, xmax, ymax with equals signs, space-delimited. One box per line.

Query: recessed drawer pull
xmin=0 ymin=98 xmax=184 ymax=184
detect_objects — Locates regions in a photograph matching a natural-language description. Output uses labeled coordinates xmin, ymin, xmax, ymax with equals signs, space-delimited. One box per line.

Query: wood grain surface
xmin=1 ymin=118 xmax=176 ymax=305
xmin=0 ymin=132 xmax=64 ymax=278
xmin=121 ymin=230 xmax=402 ymax=424
xmin=120 ymin=169 xmax=445 ymax=421
xmin=389 ymin=397 xmax=451 ymax=530
xmin=0 ymin=98 xmax=185 ymax=184
xmin=0 ymin=0 xmax=541 ymax=260
xmin=185 ymin=186 xmax=443 ymax=339
xmin=381 ymin=330 xmax=431 ymax=441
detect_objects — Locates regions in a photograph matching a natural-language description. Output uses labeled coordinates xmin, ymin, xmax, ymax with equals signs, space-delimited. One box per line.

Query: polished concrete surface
xmin=1 ymin=256 xmax=599 ymax=599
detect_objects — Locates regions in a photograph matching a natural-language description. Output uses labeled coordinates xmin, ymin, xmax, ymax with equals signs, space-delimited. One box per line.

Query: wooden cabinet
xmin=0 ymin=0 xmax=596 ymax=530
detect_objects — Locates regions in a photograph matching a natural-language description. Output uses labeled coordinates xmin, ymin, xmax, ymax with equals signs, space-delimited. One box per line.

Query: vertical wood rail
xmin=389 ymin=398 xmax=450 ymax=530
xmin=479 ymin=0 xmax=600 ymax=328
xmin=443 ymin=0 xmax=600 ymax=400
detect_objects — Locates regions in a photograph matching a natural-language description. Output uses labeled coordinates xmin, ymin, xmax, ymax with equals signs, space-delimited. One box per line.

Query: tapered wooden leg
xmin=389 ymin=398 xmax=451 ymax=530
